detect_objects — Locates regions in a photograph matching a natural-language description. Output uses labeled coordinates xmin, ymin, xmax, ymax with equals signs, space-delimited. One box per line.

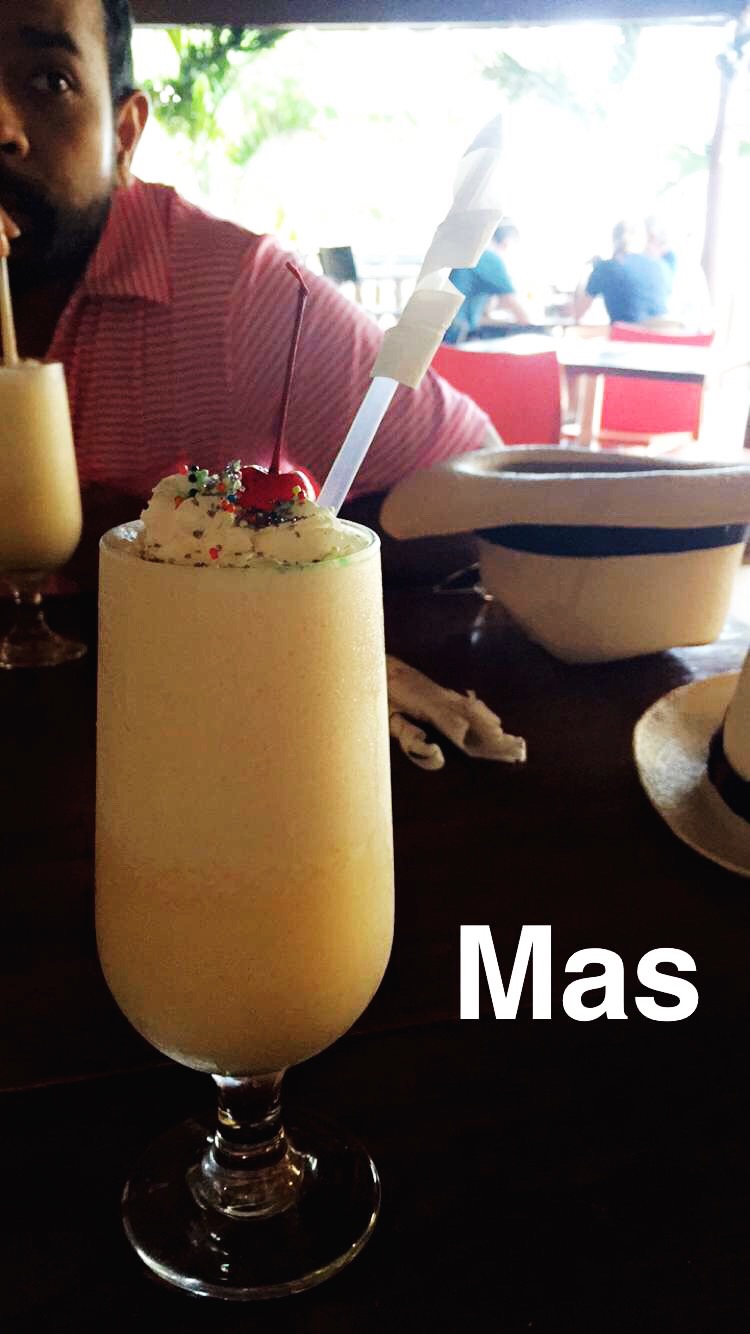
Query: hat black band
xmin=477 ymin=524 xmax=747 ymax=558
xmin=707 ymin=725 xmax=750 ymax=823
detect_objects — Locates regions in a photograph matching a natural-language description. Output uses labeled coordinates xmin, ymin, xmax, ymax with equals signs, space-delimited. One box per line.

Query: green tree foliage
xmin=482 ymin=24 xmax=641 ymax=122
xmin=143 ymin=28 xmax=316 ymax=158
xmin=481 ymin=24 xmax=746 ymax=196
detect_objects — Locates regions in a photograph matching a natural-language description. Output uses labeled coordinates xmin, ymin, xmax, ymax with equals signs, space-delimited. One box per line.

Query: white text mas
xmin=460 ymin=925 xmax=698 ymax=1022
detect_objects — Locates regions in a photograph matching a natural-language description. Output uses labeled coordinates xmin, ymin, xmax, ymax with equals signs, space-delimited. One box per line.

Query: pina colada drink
xmin=0 ymin=362 xmax=82 ymax=571
xmin=96 ymin=463 xmax=394 ymax=1076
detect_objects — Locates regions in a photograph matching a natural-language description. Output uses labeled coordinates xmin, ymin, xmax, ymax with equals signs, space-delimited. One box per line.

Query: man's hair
xmin=492 ymin=223 xmax=520 ymax=247
xmin=102 ymin=0 xmax=135 ymax=104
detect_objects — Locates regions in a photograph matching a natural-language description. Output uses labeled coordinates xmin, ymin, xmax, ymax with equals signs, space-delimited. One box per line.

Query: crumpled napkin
xmin=386 ymin=655 xmax=527 ymax=771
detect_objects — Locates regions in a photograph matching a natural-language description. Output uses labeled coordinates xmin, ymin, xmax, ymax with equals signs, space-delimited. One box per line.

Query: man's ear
xmin=115 ymin=91 xmax=149 ymax=185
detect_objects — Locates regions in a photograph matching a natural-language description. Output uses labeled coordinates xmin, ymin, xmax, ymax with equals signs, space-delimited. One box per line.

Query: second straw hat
xmin=634 ymin=648 xmax=750 ymax=877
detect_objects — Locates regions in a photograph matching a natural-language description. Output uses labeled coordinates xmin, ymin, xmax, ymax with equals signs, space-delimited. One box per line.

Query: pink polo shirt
xmin=46 ymin=178 xmax=489 ymax=500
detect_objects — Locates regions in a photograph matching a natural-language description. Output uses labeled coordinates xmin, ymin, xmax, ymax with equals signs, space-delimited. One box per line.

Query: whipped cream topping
xmin=139 ymin=462 xmax=367 ymax=567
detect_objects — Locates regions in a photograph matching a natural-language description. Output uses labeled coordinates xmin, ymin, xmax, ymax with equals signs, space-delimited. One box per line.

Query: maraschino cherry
xmin=240 ymin=263 xmax=319 ymax=513
xmin=239 ymin=462 xmax=317 ymax=510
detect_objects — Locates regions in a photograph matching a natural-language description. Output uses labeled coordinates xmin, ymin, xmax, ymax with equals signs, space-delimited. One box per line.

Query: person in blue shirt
xmin=444 ymin=223 xmax=532 ymax=343
xmin=575 ymin=220 xmax=669 ymax=326
xmin=644 ymin=216 xmax=713 ymax=331
xmin=644 ymin=215 xmax=677 ymax=288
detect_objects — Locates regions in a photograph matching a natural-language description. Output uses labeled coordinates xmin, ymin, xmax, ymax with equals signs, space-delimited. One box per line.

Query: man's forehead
xmin=1 ymin=0 xmax=106 ymax=48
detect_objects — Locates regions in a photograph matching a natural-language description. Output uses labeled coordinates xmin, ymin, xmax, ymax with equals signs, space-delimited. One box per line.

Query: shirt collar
xmin=82 ymin=177 xmax=172 ymax=306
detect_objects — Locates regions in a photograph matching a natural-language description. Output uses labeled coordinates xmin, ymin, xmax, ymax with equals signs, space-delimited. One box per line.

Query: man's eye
xmin=29 ymin=70 xmax=73 ymax=95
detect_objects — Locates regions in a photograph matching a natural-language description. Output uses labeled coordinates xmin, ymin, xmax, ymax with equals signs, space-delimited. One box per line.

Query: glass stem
xmin=189 ymin=1072 xmax=308 ymax=1220
xmin=6 ymin=572 xmax=50 ymax=641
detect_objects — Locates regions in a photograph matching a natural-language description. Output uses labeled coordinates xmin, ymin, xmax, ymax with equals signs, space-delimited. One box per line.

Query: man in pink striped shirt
xmin=0 ymin=0 xmax=492 ymax=558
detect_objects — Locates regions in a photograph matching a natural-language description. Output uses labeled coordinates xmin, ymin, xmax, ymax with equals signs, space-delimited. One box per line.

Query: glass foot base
xmin=0 ymin=626 xmax=86 ymax=669
xmin=122 ymin=1111 xmax=380 ymax=1300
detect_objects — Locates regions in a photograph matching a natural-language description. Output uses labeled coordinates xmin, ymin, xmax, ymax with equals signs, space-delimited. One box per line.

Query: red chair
xmin=598 ymin=323 xmax=714 ymax=443
xmin=431 ymin=342 xmax=562 ymax=445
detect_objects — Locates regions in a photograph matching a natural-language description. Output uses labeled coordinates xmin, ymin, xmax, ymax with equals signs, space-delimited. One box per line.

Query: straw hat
xmin=381 ymin=446 xmax=750 ymax=538
xmin=633 ymin=654 xmax=750 ymax=877
xmin=381 ymin=447 xmax=750 ymax=664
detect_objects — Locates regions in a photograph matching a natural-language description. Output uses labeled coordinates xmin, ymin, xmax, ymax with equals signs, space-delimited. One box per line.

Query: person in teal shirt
xmin=444 ymin=223 xmax=533 ymax=343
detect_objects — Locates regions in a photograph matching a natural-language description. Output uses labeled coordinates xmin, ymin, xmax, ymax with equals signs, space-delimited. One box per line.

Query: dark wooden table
xmin=1 ymin=579 xmax=749 ymax=1332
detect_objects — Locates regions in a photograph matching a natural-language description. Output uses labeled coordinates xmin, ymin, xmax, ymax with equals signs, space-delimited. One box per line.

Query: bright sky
xmin=131 ymin=22 xmax=740 ymax=290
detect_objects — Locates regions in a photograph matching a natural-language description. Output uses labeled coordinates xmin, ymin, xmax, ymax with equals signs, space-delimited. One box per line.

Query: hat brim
xmin=633 ymin=672 xmax=750 ymax=877
xmin=380 ymin=447 xmax=750 ymax=540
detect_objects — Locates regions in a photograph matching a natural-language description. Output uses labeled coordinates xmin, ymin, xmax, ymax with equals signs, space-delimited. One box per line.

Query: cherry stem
xmin=271 ymin=262 xmax=309 ymax=476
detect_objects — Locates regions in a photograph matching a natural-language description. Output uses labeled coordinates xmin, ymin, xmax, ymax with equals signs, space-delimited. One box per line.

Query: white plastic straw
xmin=0 ymin=258 xmax=19 ymax=367
xmin=317 ymin=375 xmax=398 ymax=513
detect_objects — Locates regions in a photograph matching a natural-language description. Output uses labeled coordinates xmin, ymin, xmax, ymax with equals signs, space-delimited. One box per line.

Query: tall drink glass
xmin=0 ymin=362 xmax=85 ymax=668
xmin=96 ymin=520 xmax=394 ymax=1299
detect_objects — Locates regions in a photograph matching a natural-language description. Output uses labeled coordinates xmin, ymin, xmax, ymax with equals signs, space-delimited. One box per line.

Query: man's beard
xmin=0 ymin=168 xmax=113 ymax=295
